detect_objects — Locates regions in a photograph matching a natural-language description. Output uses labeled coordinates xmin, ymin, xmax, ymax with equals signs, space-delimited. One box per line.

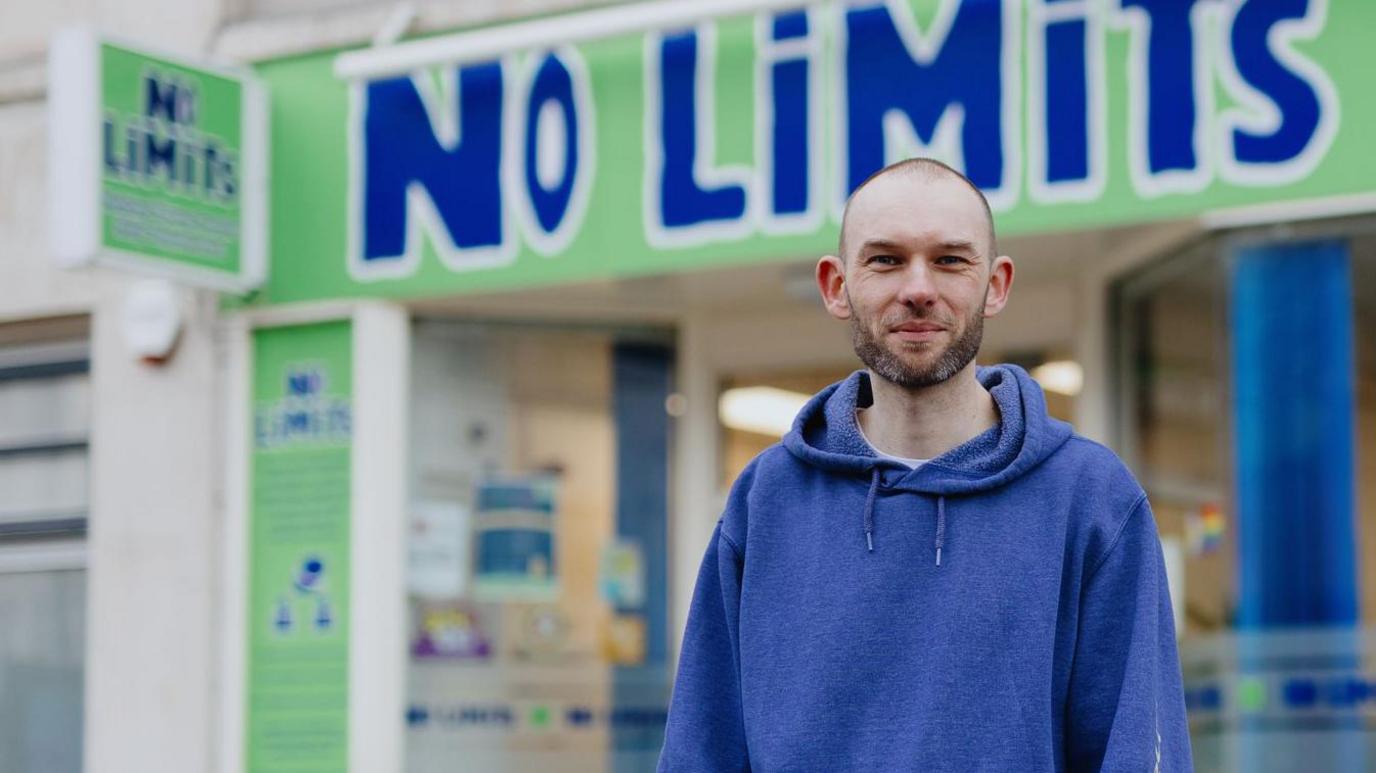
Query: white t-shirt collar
xmin=854 ymin=408 xmax=929 ymax=470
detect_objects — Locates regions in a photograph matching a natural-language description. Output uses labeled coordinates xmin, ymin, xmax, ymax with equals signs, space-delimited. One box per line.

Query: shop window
xmin=718 ymin=367 xmax=849 ymax=491
xmin=1115 ymin=229 xmax=1376 ymax=772
xmin=0 ymin=326 xmax=90 ymax=773
xmin=1115 ymin=236 xmax=1231 ymax=635
xmin=996 ymin=351 xmax=1079 ymax=426
xmin=406 ymin=320 xmax=673 ymax=772
xmin=1353 ymin=241 xmax=1376 ymax=622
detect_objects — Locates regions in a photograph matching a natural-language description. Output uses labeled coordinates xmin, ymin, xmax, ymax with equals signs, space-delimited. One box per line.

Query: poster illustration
xmin=472 ymin=475 xmax=560 ymax=601
xmin=598 ymin=539 xmax=645 ymax=608
xmin=412 ymin=602 xmax=491 ymax=660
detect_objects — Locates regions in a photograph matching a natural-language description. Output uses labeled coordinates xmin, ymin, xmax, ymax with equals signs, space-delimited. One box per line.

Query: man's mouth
xmin=890 ymin=321 xmax=946 ymax=342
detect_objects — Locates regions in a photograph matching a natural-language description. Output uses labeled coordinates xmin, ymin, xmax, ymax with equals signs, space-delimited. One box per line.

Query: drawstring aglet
xmin=935 ymin=547 xmax=942 ymax=567
xmin=866 ymin=531 xmax=874 ymax=552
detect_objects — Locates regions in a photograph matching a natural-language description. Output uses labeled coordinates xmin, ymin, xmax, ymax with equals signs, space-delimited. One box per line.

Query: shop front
xmin=211 ymin=0 xmax=1375 ymax=770
xmin=1115 ymin=218 xmax=1376 ymax=771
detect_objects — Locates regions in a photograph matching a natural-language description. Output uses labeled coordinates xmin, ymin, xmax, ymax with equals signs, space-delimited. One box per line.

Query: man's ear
xmin=816 ymin=255 xmax=851 ymax=320
xmin=982 ymin=254 xmax=1015 ymax=317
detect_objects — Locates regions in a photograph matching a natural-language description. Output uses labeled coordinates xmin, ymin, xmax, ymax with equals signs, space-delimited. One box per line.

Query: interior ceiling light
xmin=1031 ymin=360 xmax=1084 ymax=396
xmin=719 ymin=386 xmax=812 ymax=437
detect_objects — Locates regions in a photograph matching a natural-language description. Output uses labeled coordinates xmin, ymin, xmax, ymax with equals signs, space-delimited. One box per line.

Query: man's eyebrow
xmin=855 ymin=238 xmax=907 ymax=254
xmin=855 ymin=238 xmax=982 ymax=254
xmin=935 ymin=239 xmax=979 ymax=253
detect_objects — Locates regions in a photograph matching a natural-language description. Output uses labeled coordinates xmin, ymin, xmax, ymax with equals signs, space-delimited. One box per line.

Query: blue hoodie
xmin=658 ymin=364 xmax=1192 ymax=772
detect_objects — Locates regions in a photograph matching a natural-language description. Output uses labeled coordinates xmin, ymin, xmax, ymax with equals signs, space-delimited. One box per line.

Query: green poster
xmin=248 ymin=321 xmax=352 ymax=771
xmin=48 ymin=30 xmax=266 ymax=291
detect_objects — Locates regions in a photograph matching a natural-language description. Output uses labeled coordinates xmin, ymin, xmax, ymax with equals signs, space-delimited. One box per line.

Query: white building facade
xmin=3 ymin=0 xmax=1374 ymax=771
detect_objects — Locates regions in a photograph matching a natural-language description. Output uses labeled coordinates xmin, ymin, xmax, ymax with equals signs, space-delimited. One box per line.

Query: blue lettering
xmin=1324 ymin=677 xmax=1365 ymax=708
xmin=405 ymin=706 xmax=429 ymax=727
xmin=1044 ymin=16 xmax=1090 ymax=184
xmin=1121 ymin=0 xmax=1206 ymax=175
xmin=843 ymin=0 xmax=1007 ymax=194
xmin=361 ymin=63 xmax=506 ymax=265
xmin=103 ymin=118 xmax=120 ymax=173
xmin=205 ymin=141 xmax=236 ymax=199
xmin=1228 ymin=0 xmax=1323 ymax=165
xmin=768 ymin=11 xmax=811 ymax=217
xmin=253 ymin=414 xmax=269 ymax=449
xmin=314 ymin=599 xmax=332 ymax=631
xmin=1030 ymin=0 xmax=1104 ymax=202
xmin=144 ymin=74 xmax=181 ymax=124
xmin=144 ymin=129 xmax=177 ymax=182
xmin=1282 ymin=678 xmax=1317 ymax=708
xmin=285 ymin=409 xmax=310 ymax=435
xmin=655 ymin=28 xmax=747 ymax=230
xmin=274 ymin=600 xmax=292 ymax=633
xmin=329 ymin=403 xmax=351 ymax=437
xmin=773 ymin=11 xmax=809 ymax=40
xmin=523 ymin=54 xmax=580 ymax=235
xmin=126 ymin=126 xmax=138 ymax=179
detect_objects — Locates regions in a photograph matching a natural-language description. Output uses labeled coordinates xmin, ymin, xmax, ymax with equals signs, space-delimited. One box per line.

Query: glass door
xmin=405 ymin=320 xmax=674 ymax=772
xmin=1114 ymin=228 xmax=1376 ymax=772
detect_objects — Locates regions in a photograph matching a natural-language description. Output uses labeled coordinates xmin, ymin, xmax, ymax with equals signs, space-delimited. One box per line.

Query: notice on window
xmin=472 ymin=475 xmax=560 ymax=601
xmin=408 ymin=500 xmax=470 ymax=599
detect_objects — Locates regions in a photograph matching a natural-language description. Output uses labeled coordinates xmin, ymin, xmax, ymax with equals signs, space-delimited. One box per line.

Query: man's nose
xmin=896 ymin=262 xmax=939 ymax=307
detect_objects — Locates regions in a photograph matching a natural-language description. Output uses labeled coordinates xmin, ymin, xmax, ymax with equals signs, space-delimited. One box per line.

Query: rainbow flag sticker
xmin=1187 ymin=503 xmax=1227 ymax=556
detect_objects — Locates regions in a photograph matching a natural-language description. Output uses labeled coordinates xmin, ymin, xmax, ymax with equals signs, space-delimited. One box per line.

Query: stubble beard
xmin=847 ymin=294 xmax=986 ymax=389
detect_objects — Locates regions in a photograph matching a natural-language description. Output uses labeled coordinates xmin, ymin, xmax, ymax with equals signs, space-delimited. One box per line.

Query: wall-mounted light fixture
xmin=1030 ymin=360 xmax=1083 ymax=396
xmin=718 ymin=386 xmax=811 ymax=437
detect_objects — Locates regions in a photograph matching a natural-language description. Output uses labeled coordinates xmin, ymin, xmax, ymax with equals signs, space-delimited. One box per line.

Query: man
xmin=657 ymin=158 xmax=1192 ymax=771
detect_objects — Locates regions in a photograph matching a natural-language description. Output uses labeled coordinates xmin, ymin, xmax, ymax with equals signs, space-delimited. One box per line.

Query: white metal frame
xmin=0 ymin=542 xmax=87 ymax=573
xmin=334 ymin=0 xmax=812 ymax=80
xmin=48 ymin=27 xmax=269 ymax=293
xmin=219 ymin=301 xmax=410 ymax=773
xmin=0 ymin=336 xmax=92 ymax=575
xmin=218 ymin=312 xmax=250 ymax=773
xmin=347 ymin=302 xmax=410 ymax=772
xmin=1201 ymin=191 xmax=1376 ymax=231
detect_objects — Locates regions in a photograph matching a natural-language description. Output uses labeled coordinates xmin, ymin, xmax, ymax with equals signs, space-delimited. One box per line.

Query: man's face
xmin=837 ymin=173 xmax=996 ymax=389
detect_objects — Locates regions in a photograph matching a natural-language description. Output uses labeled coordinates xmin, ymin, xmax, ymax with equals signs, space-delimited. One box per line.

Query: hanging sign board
xmin=48 ymin=29 xmax=267 ymax=293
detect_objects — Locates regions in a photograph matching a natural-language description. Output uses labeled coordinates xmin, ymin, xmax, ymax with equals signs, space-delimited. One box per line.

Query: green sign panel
xmin=248 ymin=321 xmax=352 ymax=771
xmin=49 ymin=30 xmax=266 ymax=292
xmin=247 ymin=0 xmax=1373 ymax=307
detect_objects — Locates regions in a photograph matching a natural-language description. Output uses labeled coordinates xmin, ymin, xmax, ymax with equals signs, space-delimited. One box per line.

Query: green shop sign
xmin=248 ymin=321 xmax=353 ymax=771
xmin=49 ymin=30 xmax=267 ymax=292
xmin=250 ymin=0 xmax=1367 ymax=305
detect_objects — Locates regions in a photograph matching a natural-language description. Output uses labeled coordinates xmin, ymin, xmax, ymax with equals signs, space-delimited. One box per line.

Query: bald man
xmin=658 ymin=158 xmax=1192 ymax=772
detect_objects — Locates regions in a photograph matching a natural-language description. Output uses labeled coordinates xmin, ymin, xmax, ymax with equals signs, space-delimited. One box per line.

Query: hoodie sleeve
xmin=657 ymin=520 xmax=749 ymax=772
xmin=1065 ymin=495 xmax=1193 ymax=772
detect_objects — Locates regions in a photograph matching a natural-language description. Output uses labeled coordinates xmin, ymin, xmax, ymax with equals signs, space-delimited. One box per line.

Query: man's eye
xmin=870 ymin=255 xmax=900 ymax=266
xmin=936 ymin=255 xmax=966 ymax=265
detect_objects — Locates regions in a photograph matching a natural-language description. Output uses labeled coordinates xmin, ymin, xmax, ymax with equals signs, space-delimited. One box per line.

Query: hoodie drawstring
xmin=935 ymin=495 xmax=946 ymax=567
xmin=862 ymin=471 xmax=948 ymax=567
xmin=863 ymin=467 xmax=880 ymax=552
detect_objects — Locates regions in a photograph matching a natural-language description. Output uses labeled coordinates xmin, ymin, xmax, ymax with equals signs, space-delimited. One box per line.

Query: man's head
xmin=817 ymin=158 xmax=1015 ymax=390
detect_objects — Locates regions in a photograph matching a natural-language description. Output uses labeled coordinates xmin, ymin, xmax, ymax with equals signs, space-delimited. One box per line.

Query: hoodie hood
xmin=782 ymin=364 xmax=1074 ymax=561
